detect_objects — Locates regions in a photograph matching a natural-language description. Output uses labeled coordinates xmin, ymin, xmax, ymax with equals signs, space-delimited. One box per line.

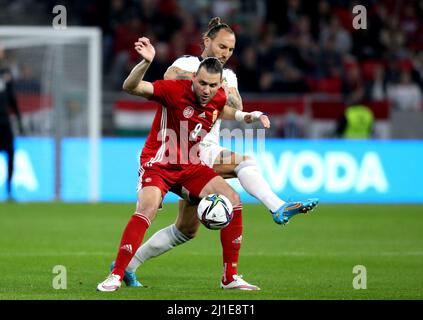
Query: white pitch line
xmin=0 ymin=252 xmax=112 ymax=257
xmin=0 ymin=251 xmax=422 ymax=257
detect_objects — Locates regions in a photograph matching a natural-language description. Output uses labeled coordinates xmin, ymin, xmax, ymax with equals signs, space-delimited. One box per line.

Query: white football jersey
xmin=168 ymin=55 xmax=238 ymax=144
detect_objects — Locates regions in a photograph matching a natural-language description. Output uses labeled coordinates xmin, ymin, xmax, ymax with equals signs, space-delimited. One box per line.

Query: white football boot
xmin=96 ymin=273 xmax=122 ymax=292
xmin=220 ymin=275 xmax=260 ymax=291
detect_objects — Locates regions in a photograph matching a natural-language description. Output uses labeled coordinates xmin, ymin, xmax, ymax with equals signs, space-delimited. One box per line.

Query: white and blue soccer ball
xmin=197 ymin=194 xmax=234 ymax=230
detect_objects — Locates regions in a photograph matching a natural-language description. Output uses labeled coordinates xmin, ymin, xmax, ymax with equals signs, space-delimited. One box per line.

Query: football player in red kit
xmin=127 ymin=18 xmax=319 ymax=291
xmin=97 ymin=37 xmax=269 ymax=291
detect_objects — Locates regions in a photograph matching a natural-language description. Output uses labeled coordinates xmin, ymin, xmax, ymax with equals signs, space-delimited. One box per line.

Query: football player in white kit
xmin=117 ymin=17 xmax=319 ymax=290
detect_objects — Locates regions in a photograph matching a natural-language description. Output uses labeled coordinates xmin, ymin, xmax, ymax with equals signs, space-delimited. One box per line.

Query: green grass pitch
xmin=0 ymin=202 xmax=422 ymax=300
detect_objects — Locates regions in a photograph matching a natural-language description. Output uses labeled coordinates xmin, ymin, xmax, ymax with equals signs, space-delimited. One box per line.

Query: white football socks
xmin=235 ymin=159 xmax=285 ymax=212
xmin=126 ymin=224 xmax=191 ymax=273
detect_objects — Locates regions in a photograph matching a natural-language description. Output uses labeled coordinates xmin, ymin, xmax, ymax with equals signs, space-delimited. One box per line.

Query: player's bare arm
xmin=226 ymin=86 xmax=243 ymax=111
xmin=164 ymin=66 xmax=195 ymax=80
xmin=221 ymin=106 xmax=270 ymax=129
xmin=122 ymin=37 xmax=155 ymax=98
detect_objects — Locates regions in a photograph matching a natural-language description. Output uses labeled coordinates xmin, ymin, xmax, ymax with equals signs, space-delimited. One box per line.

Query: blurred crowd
xmin=1 ymin=0 xmax=423 ymax=111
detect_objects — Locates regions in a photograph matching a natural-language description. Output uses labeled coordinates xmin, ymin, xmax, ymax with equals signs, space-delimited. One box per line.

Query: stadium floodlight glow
xmin=0 ymin=26 xmax=102 ymax=202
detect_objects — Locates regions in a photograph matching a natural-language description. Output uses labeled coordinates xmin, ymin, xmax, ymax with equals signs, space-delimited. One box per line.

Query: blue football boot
xmin=110 ymin=261 xmax=143 ymax=287
xmin=272 ymin=198 xmax=319 ymax=225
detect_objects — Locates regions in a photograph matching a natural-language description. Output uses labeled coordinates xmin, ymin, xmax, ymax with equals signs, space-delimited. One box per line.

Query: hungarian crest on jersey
xmin=183 ymin=106 xmax=194 ymax=119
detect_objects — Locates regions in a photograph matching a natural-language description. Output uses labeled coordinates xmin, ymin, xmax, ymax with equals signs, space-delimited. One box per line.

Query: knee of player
xmin=243 ymin=154 xmax=254 ymax=162
xmin=227 ymin=191 xmax=241 ymax=207
xmin=230 ymin=152 xmax=251 ymax=166
xmin=234 ymin=156 xmax=257 ymax=176
xmin=241 ymin=155 xmax=258 ymax=166
xmin=134 ymin=206 xmax=157 ymax=221
xmin=183 ymin=229 xmax=198 ymax=239
xmin=176 ymin=224 xmax=198 ymax=239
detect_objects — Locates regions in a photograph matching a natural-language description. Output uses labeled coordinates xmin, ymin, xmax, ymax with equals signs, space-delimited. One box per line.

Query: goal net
xmin=0 ymin=27 xmax=102 ymax=201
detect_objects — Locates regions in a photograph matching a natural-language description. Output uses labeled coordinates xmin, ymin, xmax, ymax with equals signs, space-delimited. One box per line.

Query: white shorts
xmin=199 ymin=142 xmax=227 ymax=168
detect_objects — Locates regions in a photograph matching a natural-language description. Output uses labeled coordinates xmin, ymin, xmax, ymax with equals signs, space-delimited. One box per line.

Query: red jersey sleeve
xmin=149 ymin=80 xmax=185 ymax=108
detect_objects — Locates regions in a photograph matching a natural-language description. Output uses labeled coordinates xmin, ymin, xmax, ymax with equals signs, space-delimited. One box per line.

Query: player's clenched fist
xmin=134 ymin=37 xmax=155 ymax=63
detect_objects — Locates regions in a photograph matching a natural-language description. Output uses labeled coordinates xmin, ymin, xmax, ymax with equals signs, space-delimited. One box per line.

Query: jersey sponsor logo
xmin=254 ymin=150 xmax=388 ymax=194
xmin=183 ymin=106 xmax=194 ymax=119
xmin=144 ymin=177 xmax=152 ymax=183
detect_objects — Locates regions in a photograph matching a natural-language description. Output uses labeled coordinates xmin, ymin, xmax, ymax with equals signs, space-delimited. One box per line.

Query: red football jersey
xmin=140 ymin=79 xmax=226 ymax=167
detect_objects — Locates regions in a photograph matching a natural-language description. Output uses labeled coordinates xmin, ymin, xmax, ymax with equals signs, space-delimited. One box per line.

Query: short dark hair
xmin=197 ymin=57 xmax=223 ymax=78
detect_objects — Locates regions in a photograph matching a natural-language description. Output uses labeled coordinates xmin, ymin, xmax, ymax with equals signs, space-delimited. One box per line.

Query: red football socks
xmin=220 ymin=205 xmax=243 ymax=284
xmin=112 ymin=213 xmax=151 ymax=279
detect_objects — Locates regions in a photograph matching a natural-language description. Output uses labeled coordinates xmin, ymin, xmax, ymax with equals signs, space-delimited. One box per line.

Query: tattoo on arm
xmin=226 ymin=89 xmax=243 ymax=110
xmin=165 ymin=67 xmax=193 ymax=80
xmin=174 ymin=72 xmax=193 ymax=79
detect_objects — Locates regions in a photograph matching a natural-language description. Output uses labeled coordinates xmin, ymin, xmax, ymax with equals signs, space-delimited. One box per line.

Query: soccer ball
xmin=197 ymin=194 xmax=234 ymax=230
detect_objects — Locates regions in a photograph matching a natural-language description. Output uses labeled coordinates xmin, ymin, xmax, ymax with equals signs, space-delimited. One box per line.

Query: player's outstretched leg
xmin=272 ymin=198 xmax=319 ymax=225
xmin=232 ymin=156 xmax=319 ymax=226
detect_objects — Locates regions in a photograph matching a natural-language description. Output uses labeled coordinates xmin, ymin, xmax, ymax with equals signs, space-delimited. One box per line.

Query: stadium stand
xmin=1 ymin=0 xmax=422 ymax=138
